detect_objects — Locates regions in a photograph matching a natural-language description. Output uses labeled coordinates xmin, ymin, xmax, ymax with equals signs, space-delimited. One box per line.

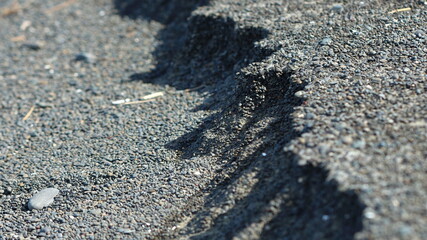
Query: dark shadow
xmin=115 ymin=0 xmax=274 ymax=110
xmin=259 ymin=165 xmax=364 ymax=240
xmin=162 ymin=71 xmax=364 ymax=240
xmin=114 ymin=0 xmax=210 ymax=88
xmin=114 ymin=0 xmax=206 ymax=23
xmin=187 ymin=158 xmax=364 ymax=240
xmin=113 ymin=1 xmax=365 ymax=239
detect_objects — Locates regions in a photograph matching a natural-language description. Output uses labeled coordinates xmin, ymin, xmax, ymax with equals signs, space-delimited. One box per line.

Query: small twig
xmin=112 ymin=99 xmax=130 ymax=105
xmin=1 ymin=0 xmax=35 ymax=17
xmin=22 ymin=105 xmax=35 ymax=121
xmin=10 ymin=35 xmax=26 ymax=42
xmin=45 ymin=0 xmax=77 ymax=14
xmin=112 ymin=92 xmax=164 ymax=105
xmin=0 ymin=1 xmax=21 ymax=17
xmin=141 ymin=91 xmax=164 ymax=100
xmin=121 ymin=99 xmax=155 ymax=105
xmin=388 ymin=7 xmax=411 ymax=14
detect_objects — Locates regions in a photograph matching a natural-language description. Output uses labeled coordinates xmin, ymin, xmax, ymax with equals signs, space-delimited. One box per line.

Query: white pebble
xmin=112 ymin=99 xmax=130 ymax=105
xmin=75 ymin=52 xmax=97 ymax=63
xmin=117 ymin=228 xmax=135 ymax=234
xmin=294 ymin=91 xmax=305 ymax=98
xmin=28 ymin=188 xmax=59 ymax=210
xmin=364 ymin=210 xmax=376 ymax=219
xmin=319 ymin=37 xmax=332 ymax=46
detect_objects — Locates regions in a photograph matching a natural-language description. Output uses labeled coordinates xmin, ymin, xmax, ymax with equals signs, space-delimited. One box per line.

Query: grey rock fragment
xmin=36 ymin=102 xmax=54 ymax=108
xmin=352 ymin=140 xmax=366 ymax=149
xmin=294 ymin=90 xmax=305 ymax=98
xmin=414 ymin=30 xmax=425 ymax=39
xmin=117 ymin=228 xmax=135 ymax=234
xmin=319 ymin=37 xmax=332 ymax=46
xmin=39 ymin=227 xmax=51 ymax=233
xmin=331 ymin=4 xmax=344 ymax=12
xmin=89 ymin=209 xmax=102 ymax=215
xmin=21 ymin=43 xmax=42 ymax=51
xmin=28 ymin=188 xmax=59 ymax=210
xmin=74 ymin=52 xmax=97 ymax=63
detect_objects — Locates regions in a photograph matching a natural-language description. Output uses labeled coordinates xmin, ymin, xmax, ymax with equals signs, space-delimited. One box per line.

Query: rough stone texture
xmin=0 ymin=0 xmax=426 ymax=239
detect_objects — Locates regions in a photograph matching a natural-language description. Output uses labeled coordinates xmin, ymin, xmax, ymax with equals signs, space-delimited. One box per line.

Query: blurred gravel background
xmin=0 ymin=0 xmax=426 ymax=239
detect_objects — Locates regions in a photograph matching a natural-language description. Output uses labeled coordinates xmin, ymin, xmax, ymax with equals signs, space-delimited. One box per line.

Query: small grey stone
xmin=319 ymin=37 xmax=332 ymax=46
xmin=399 ymin=225 xmax=413 ymax=236
xmin=75 ymin=52 xmax=97 ymax=63
xmin=36 ymin=102 xmax=54 ymax=108
xmin=331 ymin=4 xmax=343 ymax=12
xmin=39 ymin=227 xmax=51 ymax=233
xmin=352 ymin=140 xmax=366 ymax=149
xmin=117 ymin=228 xmax=135 ymax=234
xmin=28 ymin=188 xmax=59 ymax=210
xmin=341 ymin=136 xmax=353 ymax=144
xmin=414 ymin=30 xmax=425 ymax=39
xmin=21 ymin=43 xmax=42 ymax=51
xmin=318 ymin=144 xmax=330 ymax=156
xmin=305 ymin=112 xmax=315 ymax=120
xmin=294 ymin=91 xmax=305 ymax=98
xmin=89 ymin=209 xmax=102 ymax=216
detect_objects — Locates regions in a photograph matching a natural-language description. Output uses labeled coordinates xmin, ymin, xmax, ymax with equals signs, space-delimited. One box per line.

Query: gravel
xmin=1 ymin=0 xmax=426 ymax=239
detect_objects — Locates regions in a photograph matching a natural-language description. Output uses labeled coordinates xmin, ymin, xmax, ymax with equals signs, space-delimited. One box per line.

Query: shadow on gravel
xmin=115 ymin=0 xmax=273 ymax=110
xmin=164 ymin=69 xmax=365 ymax=240
xmin=114 ymin=1 xmax=364 ymax=239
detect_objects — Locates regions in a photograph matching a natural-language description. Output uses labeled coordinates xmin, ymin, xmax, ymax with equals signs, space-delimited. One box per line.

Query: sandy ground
xmin=0 ymin=0 xmax=426 ymax=239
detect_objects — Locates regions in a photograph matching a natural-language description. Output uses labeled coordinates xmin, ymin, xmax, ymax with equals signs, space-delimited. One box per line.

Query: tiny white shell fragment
xmin=364 ymin=210 xmax=376 ymax=219
xmin=141 ymin=91 xmax=164 ymax=100
xmin=20 ymin=20 xmax=32 ymax=31
xmin=294 ymin=91 xmax=305 ymax=98
xmin=28 ymin=188 xmax=59 ymax=210
xmin=117 ymin=228 xmax=135 ymax=234
xmin=112 ymin=99 xmax=130 ymax=105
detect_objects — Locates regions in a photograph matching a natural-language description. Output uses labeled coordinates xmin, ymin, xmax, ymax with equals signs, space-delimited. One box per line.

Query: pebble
xmin=39 ymin=227 xmax=51 ymax=233
xmin=28 ymin=188 xmax=59 ymax=210
xmin=74 ymin=52 xmax=97 ymax=63
xmin=294 ymin=91 xmax=305 ymax=98
xmin=36 ymin=102 xmax=55 ymax=108
xmin=414 ymin=30 xmax=425 ymax=39
xmin=341 ymin=136 xmax=353 ymax=144
xmin=364 ymin=209 xmax=376 ymax=219
xmin=322 ymin=215 xmax=330 ymax=221
xmin=89 ymin=209 xmax=102 ymax=216
xmin=318 ymin=144 xmax=330 ymax=156
xmin=305 ymin=112 xmax=315 ymax=120
xmin=117 ymin=228 xmax=135 ymax=234
xmin=331 ymin=4 xmax=344 ymax=12
xmin=399 ymin=225 xmax=413 ymax=236
xmin=319 ymin=37 xmax=332 ymax=46
xmin=21 ymin=43 xmax=42 ymax=51
xmin=352 ymin=140 xmax=366 ymax=149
